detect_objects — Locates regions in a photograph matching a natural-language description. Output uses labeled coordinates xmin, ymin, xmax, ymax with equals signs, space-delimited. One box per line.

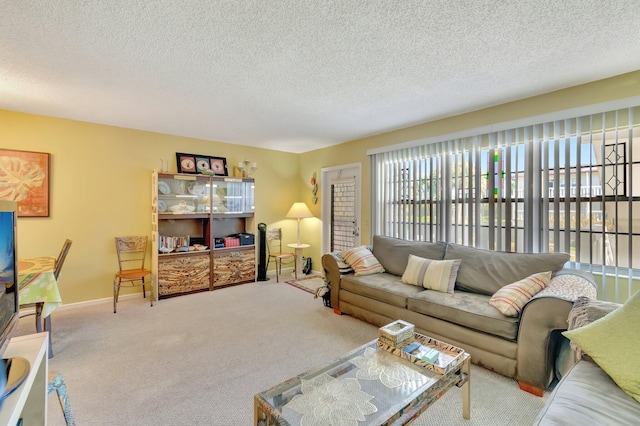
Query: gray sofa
xmin=322 ymin=235 xmax=597 ymax=395
xmin=535 ymin=298 xmax=640 ymax=424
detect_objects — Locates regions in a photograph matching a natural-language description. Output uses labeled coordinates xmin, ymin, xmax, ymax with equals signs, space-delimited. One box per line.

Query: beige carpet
xmin=16 ymin=281 xmax=547 ymax=425
xmin=284 ymin=275 xmax=326 ymax=295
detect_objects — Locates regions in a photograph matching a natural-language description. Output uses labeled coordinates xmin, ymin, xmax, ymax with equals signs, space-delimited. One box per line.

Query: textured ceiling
xmin=2 ymin=1 xmax=640 ymax=153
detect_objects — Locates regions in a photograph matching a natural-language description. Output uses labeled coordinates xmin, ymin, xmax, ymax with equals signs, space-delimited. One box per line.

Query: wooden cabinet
xmin=213 ymin=247 xmax=256 ymax=287
xmin=158 ymin=252 xmax=211 ymax=297
xmin=152 ymin=171 xmax=255 ymax=298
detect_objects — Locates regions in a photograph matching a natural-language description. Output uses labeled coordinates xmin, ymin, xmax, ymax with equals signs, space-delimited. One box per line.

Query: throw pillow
xmin=341 ymin=246 xmax=385 ymax=276
xmin=562 ymin=290 xmax=640 ymax=404
xmin=488 ymin=271 xmax=552 ymax=317
xmin=329 ymin=251 xmax=354 ymax=275
xmin=401 ymin=255 xmax=461 ymax=293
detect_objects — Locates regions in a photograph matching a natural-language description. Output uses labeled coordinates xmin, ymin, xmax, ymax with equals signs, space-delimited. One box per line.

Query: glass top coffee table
xmin=254 ymin=334 xmax=470 ymax=425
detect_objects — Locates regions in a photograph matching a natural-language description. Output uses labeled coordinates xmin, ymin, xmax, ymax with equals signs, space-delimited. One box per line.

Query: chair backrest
xmin=54 ymin=239 xmax=73 ymax=280
xmin=115 ymin=236 xmax=148 ymax=271
xmin=266 ymin=228 xmax=283 ymax=256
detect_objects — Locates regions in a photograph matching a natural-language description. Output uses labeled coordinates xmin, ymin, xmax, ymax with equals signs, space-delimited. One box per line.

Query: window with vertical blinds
xmin=370 ymin=106 xmax=640 ymax=298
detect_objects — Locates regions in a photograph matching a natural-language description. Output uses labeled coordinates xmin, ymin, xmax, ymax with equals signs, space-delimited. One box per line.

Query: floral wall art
xmin=0 ymin=149 xmax=50 ymax=217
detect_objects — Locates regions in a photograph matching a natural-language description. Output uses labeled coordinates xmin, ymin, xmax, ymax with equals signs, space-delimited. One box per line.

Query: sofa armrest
xmin=517 ymin=296 xmax=574 ymax=390
xmin=322 ymin=254 xmax=342 ymax=311
xmin=517 ymin=269 xmax=599 ymax=392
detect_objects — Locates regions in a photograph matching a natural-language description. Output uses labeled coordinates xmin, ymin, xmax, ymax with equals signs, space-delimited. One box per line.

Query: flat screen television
xmin=0 ymin=201 xmax=19 ymax=358
xmin=0 ymin=200 xmax=28 ymax=405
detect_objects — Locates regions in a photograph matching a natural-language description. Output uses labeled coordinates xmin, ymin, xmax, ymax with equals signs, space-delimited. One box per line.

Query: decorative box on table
xmin=377 ymin=333 xmax=466 ymax=375
xmin=378 ymin=320 xmax=415 ymax=347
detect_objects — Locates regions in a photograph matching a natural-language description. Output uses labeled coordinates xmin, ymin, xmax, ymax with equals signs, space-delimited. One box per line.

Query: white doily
xmin=284 ymin=374 xmax=377 ymax=426
xmin=351 ymin=347 xmax=425 ymax=389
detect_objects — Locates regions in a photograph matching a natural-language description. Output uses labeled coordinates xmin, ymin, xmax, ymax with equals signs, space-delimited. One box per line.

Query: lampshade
xmin=286 ymin=202 xmax=313 ymax=246
xmin=286 ymin=202 xmax=313 ymax=219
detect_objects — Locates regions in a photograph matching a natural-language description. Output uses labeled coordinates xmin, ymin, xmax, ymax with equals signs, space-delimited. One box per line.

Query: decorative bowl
xmin=158 ymin=181 xmax=171 ymax=195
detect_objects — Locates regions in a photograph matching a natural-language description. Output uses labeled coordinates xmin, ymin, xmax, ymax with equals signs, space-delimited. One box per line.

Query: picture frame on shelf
xmin=209 ymin=156 xmax=228 ymax=176
xmin=176 ymin=153 xmax=197 ymax=173
xmin=195 ymin=157 xmax=212 ymax=174
xmin=176 ymin=153 xmax=228 ymax=176
xmin=0 ymin=148 xmax=50 ymax=217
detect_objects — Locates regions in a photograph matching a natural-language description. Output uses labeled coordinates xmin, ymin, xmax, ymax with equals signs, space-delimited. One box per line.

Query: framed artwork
xmin=209 ymin=156 xmax=227 ymax=176
xmin=176 ymin=152 xmax=227 ymax=176
xmin=176 ymin=153 xmax=197 ymax=173
xmin=0 ymin=149 xmax=50 ymax=217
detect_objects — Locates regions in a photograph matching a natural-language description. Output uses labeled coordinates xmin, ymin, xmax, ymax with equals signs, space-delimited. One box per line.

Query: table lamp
xmin=286 ymin=202 xmax=313 ymax=245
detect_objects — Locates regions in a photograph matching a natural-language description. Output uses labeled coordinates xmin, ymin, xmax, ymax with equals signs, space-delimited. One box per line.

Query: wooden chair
xmin=54 ymin=239 xmax=73 ymax=281
xmin=114 ymin=236 xmax=154 ymax=313
xmin=266 ymin=228 xmax=295 ymax=282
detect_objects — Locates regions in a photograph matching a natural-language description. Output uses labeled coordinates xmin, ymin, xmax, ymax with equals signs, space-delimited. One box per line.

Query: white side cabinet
xmin=0 ymin=333 xmax=48 ymax=425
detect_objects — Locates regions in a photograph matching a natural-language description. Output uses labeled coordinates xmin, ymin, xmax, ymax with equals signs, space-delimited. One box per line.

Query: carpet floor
xmin=16 ymin=281 xmax=547 ymax=425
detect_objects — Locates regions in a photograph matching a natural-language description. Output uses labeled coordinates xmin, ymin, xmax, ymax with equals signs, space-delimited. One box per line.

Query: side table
xmin=286 ymin=243 xmax=310 ymax=278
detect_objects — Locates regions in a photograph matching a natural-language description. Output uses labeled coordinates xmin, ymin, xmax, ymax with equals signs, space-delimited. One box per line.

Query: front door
xmin=321 ymin=163 xmax=362 ymax=254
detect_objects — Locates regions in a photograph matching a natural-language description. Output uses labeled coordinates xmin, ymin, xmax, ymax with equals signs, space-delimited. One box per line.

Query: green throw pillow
xmin=562 ymin=290 xmax=640 ymax=403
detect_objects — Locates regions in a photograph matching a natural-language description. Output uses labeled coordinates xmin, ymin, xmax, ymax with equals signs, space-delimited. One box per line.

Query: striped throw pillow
xmin=489 ymin=271 xmax=552 ymax=317
xmin=341 ymin=246 xmax=385 ymax=276
xmin=401 ymin=255 xmax=461 ymax=293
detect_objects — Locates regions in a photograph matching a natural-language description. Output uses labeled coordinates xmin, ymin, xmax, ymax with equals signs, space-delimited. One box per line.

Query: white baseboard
xmin=43 ymin=269 xmax=325 ymax=313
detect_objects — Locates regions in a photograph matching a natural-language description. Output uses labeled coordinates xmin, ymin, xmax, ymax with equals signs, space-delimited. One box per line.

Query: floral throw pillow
xmin=341 ymin=246 xmax=385 ymax=276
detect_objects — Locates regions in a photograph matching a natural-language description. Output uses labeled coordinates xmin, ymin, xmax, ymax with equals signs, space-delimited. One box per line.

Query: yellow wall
xmin=4 ymin=70 xmax=640 ymax=305
xmin=2 ymin=110 xmax=300 ymax=303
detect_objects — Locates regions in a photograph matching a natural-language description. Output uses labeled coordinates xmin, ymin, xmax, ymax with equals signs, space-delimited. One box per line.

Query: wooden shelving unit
xmin=151 ymin=171 xmax=255 ymax=298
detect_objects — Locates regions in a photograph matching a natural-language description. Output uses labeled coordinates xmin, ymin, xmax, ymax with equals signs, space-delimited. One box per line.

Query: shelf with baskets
xmin=152 ymin=171 xmax=256 ymax=298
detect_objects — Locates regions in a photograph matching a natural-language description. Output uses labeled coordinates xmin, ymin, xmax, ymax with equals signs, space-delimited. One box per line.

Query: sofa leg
xmin=333 ymin=308 xmax=342 ymax=315
xmin=519 ymin=381 xmax=544 ymax=397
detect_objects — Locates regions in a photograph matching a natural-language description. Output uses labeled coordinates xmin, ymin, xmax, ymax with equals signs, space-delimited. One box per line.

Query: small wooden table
xmin=18 ymin=256 xmax=62 ymax=357
xmin=286 ymin=243 xmax=310 ymax=277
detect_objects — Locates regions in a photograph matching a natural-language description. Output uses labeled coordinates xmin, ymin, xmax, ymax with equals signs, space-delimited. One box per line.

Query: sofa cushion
xmin=444 ymin=243 xmax=569 ymax=295
xmin=401 ymin=255 xmax=461 ymax=293
xmin=407 ymin=290 xmax=519 ymax=340
xmin=372 ymin=236 xmax=447 ymax=276
xmin=534 ymin=361 xmax=640 ymax=425
xmin=562 ymin=290 xmax=640 ymax=403
xmin=341 ymin=246 xmax=385 ymax=276
xmin=489 ymin=271 xmax=551 ymax=317
xmin=340 ymin=273 xmax=424 ymax=308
